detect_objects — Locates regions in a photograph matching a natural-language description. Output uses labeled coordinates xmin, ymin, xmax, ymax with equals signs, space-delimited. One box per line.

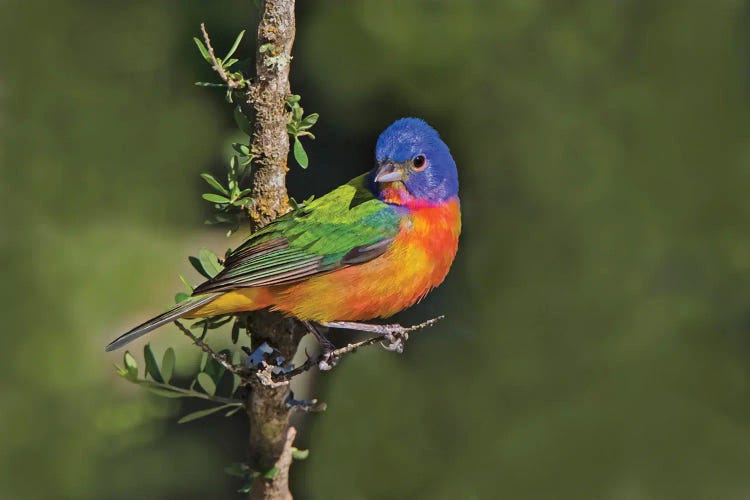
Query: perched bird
xmin=106 ymin=118 xmax=460 ymax=351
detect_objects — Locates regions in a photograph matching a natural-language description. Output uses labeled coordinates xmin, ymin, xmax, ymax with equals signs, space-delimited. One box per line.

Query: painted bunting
xmin=106 ymin=118 xmax=460 ymax=351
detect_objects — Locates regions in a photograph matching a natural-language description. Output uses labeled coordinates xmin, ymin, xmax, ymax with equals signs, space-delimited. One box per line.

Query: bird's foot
xmin=380 ymin=325 xmax=410 ymax=353
xmin=304 ymin=321 xmax=338 ymax=371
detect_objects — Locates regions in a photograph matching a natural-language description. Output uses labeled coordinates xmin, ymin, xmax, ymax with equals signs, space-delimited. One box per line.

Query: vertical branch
xmin=246 ymin=313 xmax=305 ymax=500
xmin=244 ymin=1 xmax=302 ymax=499
xmin=248 ymin=0 xmax=296 ymax=228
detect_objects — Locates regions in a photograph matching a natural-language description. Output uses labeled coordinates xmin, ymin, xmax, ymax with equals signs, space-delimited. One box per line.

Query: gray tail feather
xmin=104 ymin=294 xmax=220 ymax=352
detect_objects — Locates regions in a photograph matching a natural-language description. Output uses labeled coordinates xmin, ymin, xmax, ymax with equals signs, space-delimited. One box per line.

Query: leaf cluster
xmin=286 ymin=94 xmax=319 ymax=169
xmin=194 ymin=30 xmax=251 ymax=101
xmin=115 ymin=345 xmax=245 ymax=423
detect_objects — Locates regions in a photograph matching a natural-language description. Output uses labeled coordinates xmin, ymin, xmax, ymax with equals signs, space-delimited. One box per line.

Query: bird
xmin=105 ymin=118 xmax=461 ymax=351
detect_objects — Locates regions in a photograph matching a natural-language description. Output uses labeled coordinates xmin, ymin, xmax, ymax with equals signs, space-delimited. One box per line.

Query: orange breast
xmin=267 ymin=198 xmax=462 ymax=322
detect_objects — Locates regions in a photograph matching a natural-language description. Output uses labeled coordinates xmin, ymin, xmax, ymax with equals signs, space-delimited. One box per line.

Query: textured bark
xmin=248 ymin=0 xmax=296 ymax=228
xmin=246 ymin=312 xmax=305 ymax=500
xmin=245 ymin=1 xmax=301 ymax=498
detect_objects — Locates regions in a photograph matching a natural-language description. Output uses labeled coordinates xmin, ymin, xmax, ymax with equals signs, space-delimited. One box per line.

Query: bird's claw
xmin=380 ymin=327 xmax=409 ymax=353
xmin=318 ymin=351 xmax=338 ymax=371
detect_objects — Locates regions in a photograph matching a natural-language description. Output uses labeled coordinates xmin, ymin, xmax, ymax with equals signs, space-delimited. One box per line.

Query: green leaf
xmin=175 ymin=292 xmax=190 ymax=304
xmin=225 ymin=404 xmax=244 ymax=417
xmin=224 ymin=30 xmax=246 ymax=61
xmin=204 ymin=349 xmax=229 ymax=385
xmin=200 ymin=173 xmax=229 ymax=195
xmin=123 ymin=352 xmax=138 ymax=381
xmin=178 ymin=274 xmax=193 ymax=292
xmin=232 ymin=197 xmax=252 ymax=207
xmin=197 ymin=372 xmax=217 ymax=395
xmin=178 ymin=403 xmax=238 ymax=424
xmin=232 ymin=143 xmax=251 ymax=156
xmin=193 ymin=37 xmax=212 ymax=63
xmin=286 ymin=94 xmax=301 ymax=104
xmin=291 ymin=447 xmax=309 ymax=460
xmin=234 ymin=106 xmax=253 ymax=136
xmin=301 ymin=113 xmax=319 ymax=128
xmin=202 ymin=193 xmax=231 ymax=204
xmin=161 ymin=347 xmax=176 ymax=383
xmin=189 ymin=256 xmax=211 ymax=279
xmin=293 ymin=137 xmax=309 ymax=168
xmin=199 ymin=352 xmax=208 ymax=371
xmin=144 ymin=344 xmax=164 ymax=383
xmin=263 ymin=467 xmax=279 ymax=479
xmin=198 ymin=248 xmax=222 ymax=278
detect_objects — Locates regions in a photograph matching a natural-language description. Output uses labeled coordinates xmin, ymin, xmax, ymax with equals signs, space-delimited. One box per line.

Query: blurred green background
xmin=3 ymin=0 xmax=750 ymax=498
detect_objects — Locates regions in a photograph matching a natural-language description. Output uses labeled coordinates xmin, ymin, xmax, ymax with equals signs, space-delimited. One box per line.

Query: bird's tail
xmin=105 ymin=294 xmax=220 ymax=352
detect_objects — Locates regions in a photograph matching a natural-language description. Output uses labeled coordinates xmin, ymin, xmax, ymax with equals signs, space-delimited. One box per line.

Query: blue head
xmin=372 ymin=118 xmax=458 ymax=205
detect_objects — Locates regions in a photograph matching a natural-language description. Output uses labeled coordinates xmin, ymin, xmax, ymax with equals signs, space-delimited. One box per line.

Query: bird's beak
xmin=374 ymin=160 xmax=405 ymax=183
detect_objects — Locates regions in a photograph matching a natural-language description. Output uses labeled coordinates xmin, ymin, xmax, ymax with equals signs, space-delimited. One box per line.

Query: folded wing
xmin=192 ymin=174 xmax=400 ymax=295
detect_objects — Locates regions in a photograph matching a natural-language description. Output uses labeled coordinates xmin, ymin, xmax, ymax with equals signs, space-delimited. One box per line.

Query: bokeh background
xmin=3 ymin=0 xmax=750 ymax=498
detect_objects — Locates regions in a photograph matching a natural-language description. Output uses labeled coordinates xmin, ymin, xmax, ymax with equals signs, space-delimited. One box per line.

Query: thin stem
xmin=200 ymin=23 xmax=240 ymax=88
xmin=173 ymin=320 xmax=249 ymax=381
xmin=137 ymin=379 xmax=243 ymax=405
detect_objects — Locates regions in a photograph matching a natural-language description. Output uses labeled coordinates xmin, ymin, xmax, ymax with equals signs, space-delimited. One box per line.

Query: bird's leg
xmin=321 ymin=320 xmax=441 ymax=354
xmin=303 ymin=321 xmax=337 ymax=371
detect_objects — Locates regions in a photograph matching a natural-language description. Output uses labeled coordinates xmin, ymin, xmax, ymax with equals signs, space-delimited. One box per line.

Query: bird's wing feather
xmin=192 ymin=174 xmax=400 ymax=295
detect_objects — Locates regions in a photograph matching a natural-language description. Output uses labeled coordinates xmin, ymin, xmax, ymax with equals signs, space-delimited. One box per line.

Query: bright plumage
xmin=106 ymin=118 xmax=460 ymax=351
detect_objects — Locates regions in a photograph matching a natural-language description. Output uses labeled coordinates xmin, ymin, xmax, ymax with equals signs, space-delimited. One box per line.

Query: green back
xmin=192 ymin=174 xmax=400 ymax=294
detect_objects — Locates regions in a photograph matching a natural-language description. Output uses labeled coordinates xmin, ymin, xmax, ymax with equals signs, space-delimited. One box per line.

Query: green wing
xmin=192 ymin=174 xmax=400 ymax=295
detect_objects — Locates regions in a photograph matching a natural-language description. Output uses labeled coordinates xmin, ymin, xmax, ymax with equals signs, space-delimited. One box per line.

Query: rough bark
xmin=245 ymin=1 xmax=301 ymax=498
xmin=246 ymin=312 xmax=305 ymax=500
xmin=248 ymin=0 xmax=296 ymax=228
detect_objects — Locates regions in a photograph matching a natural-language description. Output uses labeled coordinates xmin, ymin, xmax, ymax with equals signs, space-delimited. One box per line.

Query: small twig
xmin=173 ymin=320 xmax=247 ymax=379
xmin=200 ymin=23 xmax=240 ymax=88
xmin=260 ymin=316 xmax=445 ymax=385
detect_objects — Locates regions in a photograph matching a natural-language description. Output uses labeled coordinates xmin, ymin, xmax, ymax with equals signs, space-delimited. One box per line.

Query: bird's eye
xmin=412 ymin=154 xmax=427 ymax=171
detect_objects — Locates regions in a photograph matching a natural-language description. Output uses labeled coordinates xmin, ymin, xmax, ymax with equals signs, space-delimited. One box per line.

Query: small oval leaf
xmin=161 ymin=347 xmax=176 ymax=383
xmin=123 ymin=352 xmax=138 ymax=380
xmin=200 ymin=173 xmax=229 ymax=195
xmin=198 ymin=248 xmax=222 ymax=278
xmin=293 ymin=137 xmax=308 ymax=169
xmin=202 ymin=193 xmax=231 ymax=204
xmin=144 ymin=344 xmax=164 ymax=383
xmin=197 ymin=372 xmax=217 ymax=395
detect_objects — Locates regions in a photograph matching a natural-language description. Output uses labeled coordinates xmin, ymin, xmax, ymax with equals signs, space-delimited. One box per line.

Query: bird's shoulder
xmin=259 ymin=173 xmax=401 ymax=251
xmin=190 ymin=174 xmax=402 ymax=295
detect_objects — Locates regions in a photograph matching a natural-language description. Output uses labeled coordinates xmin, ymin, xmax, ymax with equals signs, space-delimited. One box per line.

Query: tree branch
xmin=247 ymin=0 xmax=296 ymax=228
xmin=243 ymin=1 xmax=300 ymax=498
